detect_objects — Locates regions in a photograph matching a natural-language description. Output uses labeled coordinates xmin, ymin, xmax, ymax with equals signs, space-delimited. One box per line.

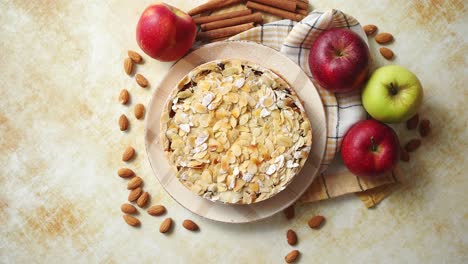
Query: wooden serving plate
xmin=145 ymin=41 xmax=326 ymax=223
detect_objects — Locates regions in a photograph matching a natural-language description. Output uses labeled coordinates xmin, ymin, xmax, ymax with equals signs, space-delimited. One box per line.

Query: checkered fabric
xmin=228 ymin=9 xmax=400 ymax=206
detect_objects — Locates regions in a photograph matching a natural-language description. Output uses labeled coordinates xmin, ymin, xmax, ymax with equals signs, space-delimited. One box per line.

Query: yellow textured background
xmin=1 ymin=0 xmax=467 ymax=263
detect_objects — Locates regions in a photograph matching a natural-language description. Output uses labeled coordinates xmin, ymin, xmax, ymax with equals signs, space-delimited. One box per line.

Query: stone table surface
xmin=1 ymin=0 xmax=467 ymax=263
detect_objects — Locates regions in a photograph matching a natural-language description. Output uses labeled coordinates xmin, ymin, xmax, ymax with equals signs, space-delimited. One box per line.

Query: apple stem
xmin=370 ymin=137 xmax=377 ymax=152
xmin=389 ymin=83 xmax=398 ymax=96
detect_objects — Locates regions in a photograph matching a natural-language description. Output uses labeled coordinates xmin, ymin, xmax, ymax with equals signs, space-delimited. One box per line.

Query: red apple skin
xmin=341 ymin=119 xmax=400 ymax=178
xmin=136 ymin=3 xmax=196 ymax=62
xmin=309 ymin=28 xmax=370 ymax=93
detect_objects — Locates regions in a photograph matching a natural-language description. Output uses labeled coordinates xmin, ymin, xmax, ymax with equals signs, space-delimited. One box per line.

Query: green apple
xmin=362 ymin=65 xmax=423 ymax=123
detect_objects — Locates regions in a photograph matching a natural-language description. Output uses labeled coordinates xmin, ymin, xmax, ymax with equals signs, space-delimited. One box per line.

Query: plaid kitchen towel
xmin=212 ymin=8 xmax=400 ymax=207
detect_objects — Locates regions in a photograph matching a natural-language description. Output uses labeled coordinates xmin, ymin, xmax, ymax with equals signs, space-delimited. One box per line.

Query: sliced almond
xmin=123 ymin=215 xmax=140 ymax=226
xmin=375 ymin=32 xmax=394 ymax=44
xmin=159 ymin=218 xmax=173 ymax=233
xmin=124 ymin=57 xmax=133 ymax=75
xmin=128 ymin=187 xmax=143 ymax=202
xmin=128 ymin=50 xmax=143 ymax=64
xmin=119 ymin=89 xmax=130 ymax=105
xmin=308 ymin=215 xmax=325 ymax=229
xmin=182 ymin=219 xmax=199 ymax=231
xmin=379 ymin=47 xmax=394 ymax=60
xmin=363 ymin=24 xmax=377 ymax=36
xmin=286 ymin=229 xmax=297 ymax=245
xmin=147 ymin=205 xmax=166 ymax=216
xmin=121 ymin=203 xmax=137 ymax=214
xmin=135 ymin=74 xmax=148 ymax=88
xmin=122 ymin=146 xmax=135 ymax=161
xmin=118 ymin=168 xmax=134 ymax=178
xmin=136 ymin=192 xmax=150 ymax=208
xmin=285 ymin=250 xmax=300 ymax=263
xmin=134 ymin=103 xmax=145 ymax=120
xmin=119 ymin=114 xmax=129 ymax=131
xmin=127 ymin=176 xmax=143 ymax=189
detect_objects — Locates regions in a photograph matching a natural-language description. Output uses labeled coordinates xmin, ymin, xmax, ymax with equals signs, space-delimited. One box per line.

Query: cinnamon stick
xmin=188 ymin=0 xmax=244 ymax=16
xmin=295 ymin=0 xmax=309 ymax=10
xmin=250 ymin=0 xmax=296 ymax=12
xmin=297 ymin=9 xmax=308 ymax=16
xmin=201 ymin=13 xmax=263 ymax=31
xmin=246 ymin=1 xmax=304 ymax=22
xmin=197 ymin=23 xmax=254 ymax=41
xmin=193 ymin=9 xmax=252 ymax=24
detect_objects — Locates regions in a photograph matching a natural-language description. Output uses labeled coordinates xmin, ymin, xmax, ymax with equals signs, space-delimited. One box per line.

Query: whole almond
xmin=121 ymin=203 xmax=137 ymax=214
xmin=124 ymin=57 xmax=133 ymax=75
xmin=379 ymin=47 xmax=394 ymax=60
xmin=406 ymin=114 xmax=419 ymax=130
xmin=127 ymin=176 xmax=143 ymax=189
xmin=286 ymin=229 xmax=298 ymax=245
xmin=119 ymin=89 xmax=130 ymax=105
xmin=375 ymin=32 xmax=394 ymax=44
xmin=147 ymin=205 xmax=166 ymax=216
xmin=123 ymin=215 xmax=140 ymax=227
xmin=134 ymin=103 xmax=145 ymax=120
xmin=419 ymin=119 xmax=431 ymax=137
xmin=363 ymin=24 xmax=378 ymax=36
xmin=135 ymin=74 xmax=148 ymax=88
xmin=400 ymin=147 xmax=410 ymax=162
xmin=128 ymin=187 xmax=143 ymax=202
xmin=405 ymin=139 xmax=421 ymax=152
xmin=159 ymin=218 xmax=173 ymax=233
xmin=122 ymin=146 xmax=135 ymax=161
xmin=119 ymin=114 xmax=129 ymax=131
xmin=137 ymin=192 xmax=150 ymax=208
xmin=283 ymin=205 xmax=295 ymax=220
xmin=182 ymin=219 xmax=199 ymax=231
xmin=128 ymin=50 xmax=143 ymax=64
xmin=118 ymin=168 xmax=134 ymax=178
xmin=308 ymin=215 xmax=325 ymax=229
xmin=285 ymin=250 xmax=300 ymax=263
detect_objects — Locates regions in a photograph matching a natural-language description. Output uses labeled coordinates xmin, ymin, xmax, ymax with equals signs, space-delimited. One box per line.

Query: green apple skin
xmin=362 ymin=65 xmax=423 ymax=123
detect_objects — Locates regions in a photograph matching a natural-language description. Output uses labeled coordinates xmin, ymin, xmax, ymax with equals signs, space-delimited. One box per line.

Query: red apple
xmin=136 ymin=3 xmax=196 ymax=62
xmin=308 ymin=28 xmax=370 ymax=93
xmin=341 ymin=119 xmax=400 ymax=177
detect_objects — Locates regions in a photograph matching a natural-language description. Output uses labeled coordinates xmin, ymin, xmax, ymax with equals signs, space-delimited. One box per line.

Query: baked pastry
xmin=160 ymin=59 xmax=312 ymax=204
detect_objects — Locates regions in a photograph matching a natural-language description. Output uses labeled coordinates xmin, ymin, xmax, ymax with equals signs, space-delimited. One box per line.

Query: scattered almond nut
xmin=159 ymin=218 xmax=173 ymax=233
xmin=182 ymin=219 xmax=199 ymax=231
xmin=419 ymin=119 xmax=431 ymax=137
xmin=406 ymin=114 xmax=419 ymax=130
xmin=135 ymin=74 xmax=149 ymax=88
xmin=285 ymin=250 xmax=300 ymax=263
xmin=375 ymin=32 xmax=394 ymax=44
xmin=128 ymin=50 xmax=143 ymax=64
xmin=136 ymin=192 xmax=150 ymax=208
xmin=118 ymin=168 xmax=135 ymax=178
xmin=119 ymin=114 xmax=129 ymax=131
xmin=124 ymin=57 xmax=133 ymax=75
xmin=286 ymin=229 xmax=298 ymax=245
xmin=147 ymin=205 xmax=166 ymax=216
xmin=283 ymin=205 xmax=295 ymax=220
xmin=121 ymin=203 xmax=137 ymax=214
xmin=123 ymin=215 xmax=140 ymax=227
xmin=127 ymin=176 xmax=143 ymax=189
xmin=119 ymin=89 xmax=130 ymax=105
xmin=400 ymin=147 xmax=410 ymax=162
xmin=379 ymin=47 xmax=394 ymax=60
xmin=405 ymin=139 xmax=421 ymax=152
xmin=363 ymin=24 xmax=377 ymax=36
xmin=134 ymin=103 xmax=145 ymax=120
xmin=308 ymin=215 xmax=325 ymax=229
xmin=128 ymin=187 xmax=143 ymax=202
xmin=122 ymin=146 xmax=135 ymax=161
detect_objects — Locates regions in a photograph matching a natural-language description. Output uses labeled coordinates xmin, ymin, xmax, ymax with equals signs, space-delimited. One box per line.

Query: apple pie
xmin=160 ymin=59 xmax=312 ymax=204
